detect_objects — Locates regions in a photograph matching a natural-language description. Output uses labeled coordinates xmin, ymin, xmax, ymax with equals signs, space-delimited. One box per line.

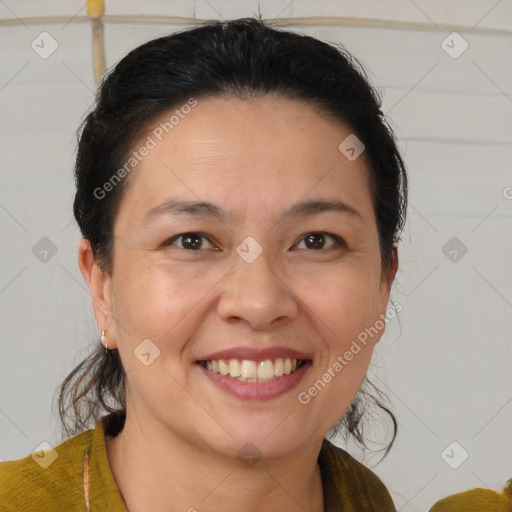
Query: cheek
xmin=110 ymin=253 xmax=224 ymax=346
xmin=303 ymin=262 xmax=380 ymax=343
xmin=298 ymin=258 xmax=381 ymax=409
xmin=297 ymin=269 xmax=379 ymax=426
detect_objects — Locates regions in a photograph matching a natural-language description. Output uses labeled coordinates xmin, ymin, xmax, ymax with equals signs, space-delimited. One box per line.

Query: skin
xmin=78 ymin=95 xmax=398 ymax=512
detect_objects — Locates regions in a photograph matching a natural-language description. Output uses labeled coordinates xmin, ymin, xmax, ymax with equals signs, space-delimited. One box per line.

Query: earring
xmin=100 ymin=329 xmax=108 ymax=353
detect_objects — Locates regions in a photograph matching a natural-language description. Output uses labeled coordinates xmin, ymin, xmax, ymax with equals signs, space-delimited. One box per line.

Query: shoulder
xmin=0 ymin=429 xmax=94 ymax=512
xmin=429 ymin=480 xmax=512 ymax=511
xmin=319 ymin=439 xmax=396 ymax=511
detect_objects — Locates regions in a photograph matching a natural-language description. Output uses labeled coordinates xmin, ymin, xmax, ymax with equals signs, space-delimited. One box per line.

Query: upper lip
xmin=197 ymin=346 xmax=312 ymax=362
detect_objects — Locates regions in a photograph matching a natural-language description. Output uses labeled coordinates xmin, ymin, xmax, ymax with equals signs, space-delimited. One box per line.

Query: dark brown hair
xmin=58 ymin=17 xmax=407 ymax=460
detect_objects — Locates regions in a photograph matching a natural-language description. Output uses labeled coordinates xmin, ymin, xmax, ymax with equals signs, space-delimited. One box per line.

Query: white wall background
xmin=1 ymin=1 xmax=511 ymax=510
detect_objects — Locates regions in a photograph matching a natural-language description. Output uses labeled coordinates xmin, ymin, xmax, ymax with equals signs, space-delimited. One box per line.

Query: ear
xmin=77 ymin=238 xmax=118 ymax=349
xmin=375 ymin=245 xmax=399 ymax=340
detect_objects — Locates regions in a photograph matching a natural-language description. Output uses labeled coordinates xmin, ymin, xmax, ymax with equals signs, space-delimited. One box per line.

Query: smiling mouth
xmin=198 ymin=358 xmax=308 ymax=382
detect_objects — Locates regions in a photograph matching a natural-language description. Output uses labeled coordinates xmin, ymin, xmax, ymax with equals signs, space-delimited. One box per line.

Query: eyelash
xmin=163 ymin=231 xmax=346 ymax=252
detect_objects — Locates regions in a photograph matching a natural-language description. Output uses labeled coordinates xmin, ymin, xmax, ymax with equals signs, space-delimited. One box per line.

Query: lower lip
xmin=197 ymin=361 xmax=312 ymax=400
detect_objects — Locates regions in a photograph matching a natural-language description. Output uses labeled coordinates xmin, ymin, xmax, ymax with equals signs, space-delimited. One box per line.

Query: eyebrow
xmin=143 ymin=197 xmax=362 ymax=224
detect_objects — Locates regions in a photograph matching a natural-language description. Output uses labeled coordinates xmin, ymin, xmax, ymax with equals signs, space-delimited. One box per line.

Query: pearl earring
xmin=100 ymin=329 xmax=108 ymax=353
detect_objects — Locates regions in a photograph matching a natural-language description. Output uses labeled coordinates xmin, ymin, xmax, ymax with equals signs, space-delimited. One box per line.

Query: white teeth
xmin=257 ymin=359 xmax=274 ymax=379
xmin=201 ymin=357 xmax=305 ymax=380
xmin=274 ymin=358 xmax=284 ymax=376
xmin=228 ymin=359 xmax=241 ymax=377
xmin=241 ymin=360 xmax=257 ymax=379
xmin=219 ymin=360 xmax=230 ymax=376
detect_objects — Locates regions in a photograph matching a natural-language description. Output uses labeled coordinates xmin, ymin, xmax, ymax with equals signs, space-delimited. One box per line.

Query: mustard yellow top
xmin=0 ymin=413 xmax=396 ymax=511
xmin=429 ymin=482 xmax=512 ymax=512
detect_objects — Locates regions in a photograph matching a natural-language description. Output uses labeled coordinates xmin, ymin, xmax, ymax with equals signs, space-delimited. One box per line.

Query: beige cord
xmin=91 ymin=19 xmax=106 ymax=85
xmin=86 ymin=0 xmax=106 ymax=85
xmin=0 ymin=14 xmax=510 ymax=37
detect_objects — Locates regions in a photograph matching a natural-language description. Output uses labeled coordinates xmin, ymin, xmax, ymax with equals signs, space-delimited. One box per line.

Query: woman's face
xmin=95 ymin=95 xmax=396 ymax=458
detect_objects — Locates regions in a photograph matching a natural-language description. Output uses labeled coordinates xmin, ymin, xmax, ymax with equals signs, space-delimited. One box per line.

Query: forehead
xmin=115 ymin=95 xmax=374 ymax=229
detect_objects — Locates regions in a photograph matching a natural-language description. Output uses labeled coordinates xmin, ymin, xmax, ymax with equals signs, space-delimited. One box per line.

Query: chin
xmin=197 ymin=420 xmax=316 ymax=464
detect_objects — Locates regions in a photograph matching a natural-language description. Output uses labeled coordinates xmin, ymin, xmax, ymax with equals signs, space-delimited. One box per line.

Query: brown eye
xmin=165 ymin=232 xmax=214 ymax=251
xmin=295 ymin=232 xmax=345 ymax=251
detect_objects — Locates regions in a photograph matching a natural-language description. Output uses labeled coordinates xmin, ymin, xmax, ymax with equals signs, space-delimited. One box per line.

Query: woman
xmin=0 ymin=17 xmax=407 ymax=511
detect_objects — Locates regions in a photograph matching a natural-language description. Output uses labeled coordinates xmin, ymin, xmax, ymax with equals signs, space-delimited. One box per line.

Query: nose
xmin=216 ymin=248 xmax=299 ymax=330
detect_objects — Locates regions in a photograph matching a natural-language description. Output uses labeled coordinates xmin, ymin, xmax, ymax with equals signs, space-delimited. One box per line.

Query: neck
xmin=105 ymin=411 xmax=324 ymax=512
